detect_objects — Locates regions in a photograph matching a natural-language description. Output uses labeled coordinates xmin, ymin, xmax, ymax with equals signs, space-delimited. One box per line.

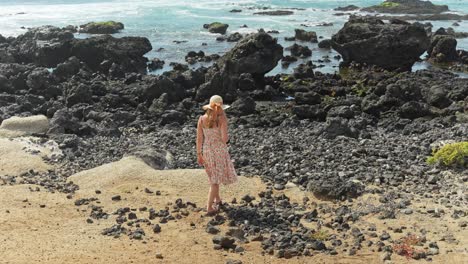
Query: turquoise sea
xmin=0 ymin=0 xmax=467 ymax=74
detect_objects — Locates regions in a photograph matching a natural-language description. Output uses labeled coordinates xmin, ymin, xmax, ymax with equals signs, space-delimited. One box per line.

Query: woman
xmin=196 ymin=95 xmax=237 ymax=215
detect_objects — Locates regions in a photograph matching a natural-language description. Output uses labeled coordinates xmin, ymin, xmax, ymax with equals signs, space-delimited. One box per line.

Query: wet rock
xmin=293 ymin=61 xmax=315 ymax=79
xmin=334 ymin=5 xmax=360 ymax=11
xmin=362 ymin=0 xmax=449 ymax=14
xmin=294 ymin=29 xmax=318 ymax=42
xmin=286 ymin=43 xmax=312 ymax=57
xmin=79 ymin=21 xmax=124 ymax=34
xmin=204 ymin=22 xmax=229 ymax=34
xmin=318 ymin=39 xmax=332 ymax=49
xmin=227 ymin=33 xmax=243 ymax=42
xmin=254 ymin=10 xmax=294 ymax=16
xmin=148 ymin=58 xmax=165 ymax=71
xmin=196 ymin=33 xmax=282 ymax=101
xmin=331 ymin=16 xmax=429 ymax=71
xmin=428 ymin=35 xmax=458 ymax=63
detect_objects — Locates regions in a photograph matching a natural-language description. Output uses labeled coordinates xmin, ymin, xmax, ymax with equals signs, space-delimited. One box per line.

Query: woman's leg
xmin=213 ymin=184 xmax=221 ymax=205
xmin=207 ymin=184 xmax=217 ymax=212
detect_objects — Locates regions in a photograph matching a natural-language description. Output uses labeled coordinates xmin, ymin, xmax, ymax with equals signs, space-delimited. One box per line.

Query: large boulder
xmin=70 ymin=35 xmax=152 ymax=74
xmin=0 ymin=115 xmax=49 ymax=136
xmin=362 ymin=0 xmax=449 ymax=14
xmin=79 ymin=21 xmax=124 ymax=34
xmin=1 ymin=26 xmax=151 ymax=74
xmin=294 ymin=29 xmax=318 ymax=42
xmin=286 ymin=43 xmax=312 ymax=57
xmin=204 ymin=22 xmax=229 ymax=34
xmin=196 ymin=33 xmax=283 ymax=101
xmin=230 ymin=96 xmax=256 ymax=115
xmin=331 ymin=16 xmax=429 ymax=71
xmin=427 ymin=35 xmax=458 ymax=63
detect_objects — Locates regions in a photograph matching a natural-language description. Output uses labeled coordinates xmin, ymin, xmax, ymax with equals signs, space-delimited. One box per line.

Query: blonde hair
xmin=205 ymin=103 xmax=222 ymax=128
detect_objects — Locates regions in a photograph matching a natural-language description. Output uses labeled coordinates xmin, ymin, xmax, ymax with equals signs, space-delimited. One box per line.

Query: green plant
xmin=380 ymin=1 xmax=400 ymax=8
xmin=323 ymin=95 xmax=335 ymax=104
xmin=280 ymin=75 xmax=292 ymax=82
xmin=310 ymin=230 xmax=329 ymax=241
xmin=351 ymin=80 xmax=369 ymax=97
xmin=427 ymin=142 xmax=468 ymax=167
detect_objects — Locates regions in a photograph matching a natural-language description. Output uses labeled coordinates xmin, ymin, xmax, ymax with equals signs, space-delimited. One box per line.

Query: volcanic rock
xmin=79 ymin=21 xmax=124 ymax=34
xmin=331 ymin=16 xmax=429 ymax=71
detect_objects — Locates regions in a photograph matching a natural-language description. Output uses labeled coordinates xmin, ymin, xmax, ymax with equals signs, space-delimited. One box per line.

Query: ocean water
xmin=0 ymin=0 xmax=467 ymax=75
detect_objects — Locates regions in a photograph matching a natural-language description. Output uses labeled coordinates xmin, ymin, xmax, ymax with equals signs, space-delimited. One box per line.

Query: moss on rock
xmin=427 ymin=142 xmax=468 ymax=167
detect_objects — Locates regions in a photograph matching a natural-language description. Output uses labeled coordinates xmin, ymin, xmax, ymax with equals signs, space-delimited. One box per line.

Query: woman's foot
xmin=205 ymin=208 xmax=217 ymax=216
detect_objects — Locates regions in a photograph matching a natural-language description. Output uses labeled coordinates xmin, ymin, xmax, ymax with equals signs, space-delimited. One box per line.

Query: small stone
xmin=381 ymin=251 xmax=392 ymax=261
xmin=213 ymin=244 xmax=222 ymax=250
xmin=235 ymin=246 xmax=245 ymax=253
xmin=95 ymin=190 xmax=101 ymax=194
xmin=86 ymin=218 xmax=94 ymax=224
xmin=401 ymin=208 xmax=413 ymax=215
xmin=380 ymin=232 xmax=391 ymax=241
xmin=274 ymin=183 xmax=285 ymax=190
xmin=427 ymin=175 xmax=439 ymax=184
xmin=156 ymin=253 xmax=163 ymax=259
xmin=128 ymin=212 xmax=137 ymax=220
xmin=251 ymin=234 xmax=264 ymax=242
xmin=153 ymin=224 xmax=161 ymax=233
xmin=212 ymin=235 xmax=236 ymax=249
xmin=458 ymin=221 xmax=467 ymax=228
xmin=226 ymin=260 xmax=242 ymax=264
xmin=428 ymin=247 xmax=439 ymax=255
xmin=111 ymin=195 xmax=121 ymax=201
xmin=241 ymin=195 xmax=255 ymax=203
xmin=145 ymin=188 xmax=153 ymax=194
xmin=206 ymin=225 xmax=220 ymax=234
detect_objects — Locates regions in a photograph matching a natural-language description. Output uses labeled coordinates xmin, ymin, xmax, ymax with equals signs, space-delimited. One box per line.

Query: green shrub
xmin=427 ymin=142 xmax=468 ymax=167
xmin=310 ymin=230 xmax=329 ymax=241
xmin=380 ymin=1 xmax=400 ymax=8
xmin=351 ymin=80 xmax=369 ymax=97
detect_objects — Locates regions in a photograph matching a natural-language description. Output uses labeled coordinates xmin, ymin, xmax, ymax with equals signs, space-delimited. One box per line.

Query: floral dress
xmin=196 ymin=112 xmax=237 ymax=185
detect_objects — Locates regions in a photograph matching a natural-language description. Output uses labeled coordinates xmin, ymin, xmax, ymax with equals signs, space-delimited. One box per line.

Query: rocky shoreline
xmin=0 ymin=0 xmax=467 ymax=262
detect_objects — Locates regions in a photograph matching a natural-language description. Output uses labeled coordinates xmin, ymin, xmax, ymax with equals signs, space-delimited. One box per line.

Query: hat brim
xmin=202 ymin=104 xmax=231 ymax=110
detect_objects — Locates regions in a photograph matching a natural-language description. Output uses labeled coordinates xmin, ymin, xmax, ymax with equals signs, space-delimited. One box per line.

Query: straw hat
xmin=202 ymin=95 xmax=231 ymax=110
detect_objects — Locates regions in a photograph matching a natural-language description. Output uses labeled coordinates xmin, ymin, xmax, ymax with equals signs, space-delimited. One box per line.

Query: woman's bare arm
xmin=196 ymin=116 xmax=204 ymax=155
xmin=219 ymin=111 xmax=229 ymax=144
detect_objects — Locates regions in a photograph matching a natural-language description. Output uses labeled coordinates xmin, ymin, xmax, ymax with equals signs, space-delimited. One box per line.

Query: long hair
xmin=205 ymin=104 xmax=222 ymax=128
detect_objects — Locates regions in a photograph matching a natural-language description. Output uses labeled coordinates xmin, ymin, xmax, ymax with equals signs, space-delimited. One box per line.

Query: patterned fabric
xmin=196 ymin=114 xmax=237 ymax=185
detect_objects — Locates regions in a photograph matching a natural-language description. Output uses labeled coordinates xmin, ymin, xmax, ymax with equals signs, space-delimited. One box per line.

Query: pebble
xmin=153 ymin=224 xmax=161 ymax=233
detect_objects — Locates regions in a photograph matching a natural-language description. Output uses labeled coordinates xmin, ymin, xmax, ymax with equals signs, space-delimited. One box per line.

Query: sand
xmin=0 ymin=138 xmax=467 ymax=264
